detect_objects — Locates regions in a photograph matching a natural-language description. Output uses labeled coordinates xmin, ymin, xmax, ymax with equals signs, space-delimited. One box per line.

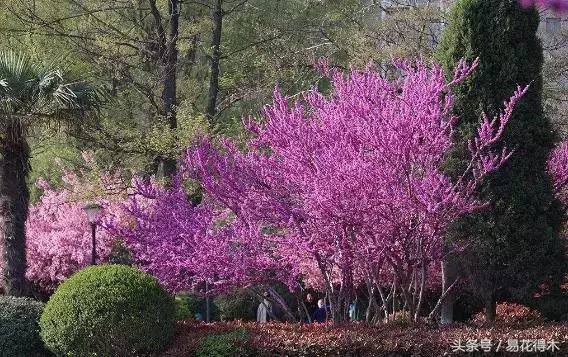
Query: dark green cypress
xmin=436 ymin=0 xmax=566 ymax=322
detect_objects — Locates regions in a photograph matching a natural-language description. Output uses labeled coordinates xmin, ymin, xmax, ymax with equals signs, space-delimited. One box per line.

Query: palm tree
xmin=0 ymin=52 xmax=105 ymax=296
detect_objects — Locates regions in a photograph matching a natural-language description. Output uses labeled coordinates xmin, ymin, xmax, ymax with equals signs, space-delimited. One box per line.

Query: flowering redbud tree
xmin=548 ymin=141 xmax=568 ymax=205
xmin=105 ymin=172 xmax=288 ymax=294
xmin=184 ymin=59 xmax=527 ymax=322
xmin=519 ymin=0 xmax=568 ymax=12
xmin=0 ymin=153 xmax=126 ymax=292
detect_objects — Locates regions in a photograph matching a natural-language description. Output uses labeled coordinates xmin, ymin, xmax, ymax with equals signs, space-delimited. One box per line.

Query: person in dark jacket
xmin=312 ymin=299 xmax=328 ymax=323
xmin=304 ymin=292 xmax=318 ymax=323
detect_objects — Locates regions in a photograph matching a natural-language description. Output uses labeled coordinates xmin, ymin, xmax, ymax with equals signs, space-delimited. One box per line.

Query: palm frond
xmin=0 ymin=51 xmax=108 ymax=129
xmin=52 ymin=81 xmax=108 ymax=113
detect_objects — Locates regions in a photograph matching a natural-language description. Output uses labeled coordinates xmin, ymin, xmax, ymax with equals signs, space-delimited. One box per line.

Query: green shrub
xmin=174 ymin=291 xmax=219 ymax=321
xmin=214 ymin=289 xmax=256 ymax=321
xmin=39 ymin=264 xmax=175 ymax=356
xmin=175 ymin=294 xmax=193 ymax=320
xmin=195 ymin=328 xmax=248 ymax=357
xmin=0 ymin=296 xmax=51 ymax=357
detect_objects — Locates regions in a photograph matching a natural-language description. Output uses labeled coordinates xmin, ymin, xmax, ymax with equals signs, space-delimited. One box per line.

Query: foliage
xmin=27 ymin=130 xmax=84 ymax=204
xmin=106 ymin=240 xmax=135 ymax=266
xmin=162 ymin=320 xmax=568 ymax=356
xmin=105 ymin=172 xmax=282 ymax=294
xmin=471 ymin=303 xmax=545 ymax=327
xmin=0 ymin=51 xmax=105 ymax=119
xmin=214 ymin=289 xmax=256 ymax=321
xmin=184 ymin=59 xmax=525 ymax=321
xmin=175 ymin=294 xmax=194 ymax=321
xmin=195 ymin=327 xmax=248 ymax=357
xmin=384 ymin=311 xmax=414 ymax=326
xmin=0 ymin=50 xmax=106 ymax=297
xmin=0 ymin=0 xmax=452 ymax=179
xmin=548 ymin=140 xmax=568 ymax=206
xmin=0 ymin=296 xmax=51 ymax=357
xmin=453 ymin=289 xmax=485 ymax=322
xmin=532 ymin=295 xmax=568 ymax=321
xmin=175 ymin=289 xmax=259 ymax=322
xmin=162 ymin=321 xmax=236 ymax=356
xmin=437 ymin=0 xmax=566 ymax=313
xmin=39 ymin=265 xmax=175 ymax=356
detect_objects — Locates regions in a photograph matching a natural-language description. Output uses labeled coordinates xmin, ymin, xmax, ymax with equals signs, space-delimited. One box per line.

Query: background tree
xmin=0 ymin=52 xmax=103 ymax=296
xmin=0 ymin=1 xmax=450 ymax=181
xmin=436 ymin=0 xmax=566 ymax=323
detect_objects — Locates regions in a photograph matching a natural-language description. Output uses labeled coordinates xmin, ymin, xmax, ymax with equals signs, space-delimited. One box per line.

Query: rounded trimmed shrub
xmin=0 ymin=296 xmax=51 ymax=357
xmin=39 ymin=264 xmax=175 ymax=356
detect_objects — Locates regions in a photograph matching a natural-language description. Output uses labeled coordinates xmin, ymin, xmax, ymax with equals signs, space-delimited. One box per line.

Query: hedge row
xmin=161 ymin=320 xmax=568 ymax=357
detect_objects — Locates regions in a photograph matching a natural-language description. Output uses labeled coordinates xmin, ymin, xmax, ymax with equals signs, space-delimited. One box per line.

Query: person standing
xmin=304 ymin=292 xmax=318 ymax=323
xmin=256 ymin=291 xmax=272 ymax=323
xmin=349 ymin=297 xmax=362 ymax=321
xmin=312 ymin=299 xmax=328 ymax=323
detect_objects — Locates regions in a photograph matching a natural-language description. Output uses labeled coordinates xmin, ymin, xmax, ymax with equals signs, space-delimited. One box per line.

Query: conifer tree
xmin=437 ymin=0 xmax=566 ymax=322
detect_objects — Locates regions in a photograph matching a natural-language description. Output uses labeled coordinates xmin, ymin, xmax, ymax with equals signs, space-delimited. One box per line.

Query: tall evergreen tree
xmin=436 ymin=0 xmax=566 ymax=322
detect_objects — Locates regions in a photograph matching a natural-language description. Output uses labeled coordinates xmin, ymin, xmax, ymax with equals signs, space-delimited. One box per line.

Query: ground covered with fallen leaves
xmin=161 ymin=319 xmax=568 ymax=356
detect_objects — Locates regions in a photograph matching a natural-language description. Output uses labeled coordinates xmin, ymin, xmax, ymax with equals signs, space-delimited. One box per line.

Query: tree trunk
xmin=160 ymin=0 xmax=180 ymax=178
xmin=440 ymin=297 xmax=454 ymax=324
xmin=0 ymin=123 xmax=30 ymax=296
xmin=149 ymin=0 xmax=180 ymax=179
xmin=440 ymin=259 xmax=457 ymax=324
xmin=485 ymin=296 xmax=496 ymax=323
xmin=414 ymin=259 xmax=427 ymax=322
xmin=267 ymin=287 xmax=297 ymax=322
xmin=206 ymin=0 xmax=223 ymax=128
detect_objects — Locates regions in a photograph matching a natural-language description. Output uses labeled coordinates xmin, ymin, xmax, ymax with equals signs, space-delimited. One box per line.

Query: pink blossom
xmin=547 ymin=141 xmax=568 ymax=205
xmin=0 ymin=154 xmax=127 ymax=291
xmin=519 ymin=0 xmax=568 ymax=12
xmin=105 ymin=172 xmax=289 ymax=294
xmin=184 ymin=58 xmax=526 ymax=319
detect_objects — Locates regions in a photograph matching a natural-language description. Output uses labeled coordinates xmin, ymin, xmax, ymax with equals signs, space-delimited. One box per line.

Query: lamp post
xmin=205 ymin=281 xmax=211 ymax=323
xmin=83 ymin=203 xmax=103 ymax=265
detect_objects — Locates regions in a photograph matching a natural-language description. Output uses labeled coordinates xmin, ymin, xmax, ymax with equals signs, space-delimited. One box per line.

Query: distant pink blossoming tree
xmin=547 ymin=141 xmax=568 ymax=205
xmin=0 ymin=153 xmax=126 ymax=292
xmin=519 ymin=0 xmax=568 ymax=12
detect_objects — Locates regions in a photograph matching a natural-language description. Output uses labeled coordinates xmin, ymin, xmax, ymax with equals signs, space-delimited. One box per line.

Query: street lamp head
xmin=83 ymin=203 xmax=104 ymax=224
